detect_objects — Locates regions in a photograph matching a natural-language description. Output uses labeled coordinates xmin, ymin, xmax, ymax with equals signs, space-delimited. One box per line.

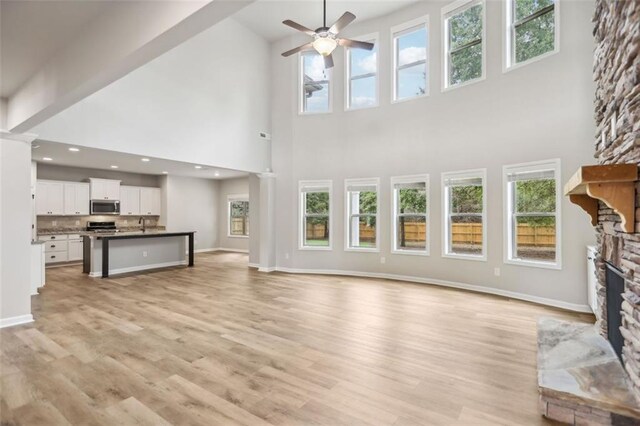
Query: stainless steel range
xmin=86 ymin=221 xmax=118 ymax=233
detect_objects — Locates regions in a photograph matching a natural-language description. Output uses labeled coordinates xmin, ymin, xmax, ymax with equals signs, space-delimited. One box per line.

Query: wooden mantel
xmin=564 ymin=164 xmax=638 ymax=233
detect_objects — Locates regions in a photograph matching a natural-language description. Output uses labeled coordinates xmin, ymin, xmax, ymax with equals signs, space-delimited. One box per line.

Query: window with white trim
xmin=505 ymin=0 xmax=558 ymax=69
xmin=300 ymin=51 xmax=332 ymax=113
xmin=228 ymin=196 xmax=249 ymax=237
xmin=346 ymin=34 xmax=378 ymax=110
xmin=392 ymin=18 xmax=428 ymax=102
xmin=299 ymin=181 xmax=332 ymax=250
xmin=442 ymin=0 xmax=485 ymax=89
xmin=392 ymin=175 xmax=429 ymax=254
xmin=345 ymin=178 xmax=379 ymax=251
xmin=504 ymin=160 xmax=561 ymax=268
xmin=442 ymin=169 xmax=486 ymax=260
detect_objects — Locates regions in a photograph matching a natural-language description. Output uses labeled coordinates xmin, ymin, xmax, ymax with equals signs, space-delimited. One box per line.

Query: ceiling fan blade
xmin=338 ymin=38 xmax=375 ymax=51
xmin=323 ymin=54 xmax=334 ymax=69
xmin=282 ymin=20 xmax=316 ymax=36
xmin=281 ymin=42 xmax=314 ymax=57
xmin=329 ymin=12 xmax=356 ymax=34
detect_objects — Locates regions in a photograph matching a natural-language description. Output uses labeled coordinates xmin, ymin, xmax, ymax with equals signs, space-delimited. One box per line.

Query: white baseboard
xmin=89 ymin=260 xmax=188 ymax=277
xmin=0 ymin=314 xmax=34 ymax=329
xmin=273 ymin=267 xmax=592 ymax=313
xmin=215 ymin=248 xmax=249 ymax=254
xmin=248 ymin=263 xmax=259 ymax=269
xmin=194 ymin=248 xmax=218 ymax=253
xmin=258 ymin=266 xmax=276 ymax=272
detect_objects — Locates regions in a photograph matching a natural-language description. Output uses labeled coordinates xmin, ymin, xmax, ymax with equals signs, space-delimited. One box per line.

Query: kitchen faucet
xmin=139 ymin=216 xmax=146 ymax=232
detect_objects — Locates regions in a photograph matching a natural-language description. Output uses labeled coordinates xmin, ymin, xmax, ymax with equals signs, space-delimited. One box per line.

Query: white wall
xmin=270 ymin=0 xmax=596 ymax=309
xmin=31 ymin=17 xmax=272 ymax=174
xmin=0 ymin=137 xmax=33 ymax=326
xmin=218 ymin=177 xmax=250 ymax=252
xmin=163 ymin=175 xmax=219 ymax=251
xmin=37 ymin=163 xmax=160 ymax=187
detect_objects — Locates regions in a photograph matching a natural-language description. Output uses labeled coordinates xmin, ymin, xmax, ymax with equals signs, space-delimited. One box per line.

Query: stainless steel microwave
xmin=90 ymin=200 xmax=120 ymax=215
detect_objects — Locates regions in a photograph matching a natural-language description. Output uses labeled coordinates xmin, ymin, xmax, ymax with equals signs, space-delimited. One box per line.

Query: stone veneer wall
xmin=593 ymin=0 xmax=640 ymax=397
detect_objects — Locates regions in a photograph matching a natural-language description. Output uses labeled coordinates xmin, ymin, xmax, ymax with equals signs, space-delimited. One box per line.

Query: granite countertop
xmin=38 ymin=227 xmax=166 ymax=236
xmin=31 ymin=240 xmax=46 ymax=245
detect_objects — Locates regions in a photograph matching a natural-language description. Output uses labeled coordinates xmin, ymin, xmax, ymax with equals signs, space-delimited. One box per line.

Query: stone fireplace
xmin=593 ymin=0 xmax=640 ymax=398
xmin=536 ymin=2 xmax=640 ymax=425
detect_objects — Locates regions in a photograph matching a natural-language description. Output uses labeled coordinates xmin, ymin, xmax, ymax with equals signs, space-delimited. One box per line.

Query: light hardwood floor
xmin=1 ymin=252 xmax=592 ymax=425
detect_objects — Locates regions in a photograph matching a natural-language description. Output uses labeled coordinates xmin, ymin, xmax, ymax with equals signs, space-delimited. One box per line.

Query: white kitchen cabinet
xmin=68 ymin=239 xmax=84 ymax=261
xmin=64 ymin=183 xmax=90 ymax=215
xmin=120 ymin=186 xmax=141 ymax=216
xmin=89 ymin=178 xmax=121 ymax=200
xmin=140 ymin=187 xmax=161 ymax=216
xmin=36 ymin=181 xmax=64 ymax=215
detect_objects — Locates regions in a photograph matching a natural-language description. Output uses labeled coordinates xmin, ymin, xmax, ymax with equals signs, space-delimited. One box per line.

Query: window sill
xmin=442 ymin=252 xmax=486 ymax=262
xmin=344 ymin=247 xmax=380 ymax=253
xmin=299 ymin=245 xmax=332 ymax=251
xmin=441 ymin=74 xmax=486 ymax=93
xmin=227 ymin=235 xmax=249 ymax=239
xmin=345 ymin=103 xmax=380 ymax=112
xmin=391 ymin=92 xmax=430 ymax=104
xmin=391 ymin=249 xmax=430 ymax=256
xmin=504 ymin=257 xmax=561 ymax=270
xmin=503 ymin=48 xmax=559 ymax=74
xmin=299 ymin=110 xmax=332 ymax=116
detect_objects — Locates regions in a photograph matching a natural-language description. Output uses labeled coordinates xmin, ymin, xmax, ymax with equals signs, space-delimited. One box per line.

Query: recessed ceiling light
xmin=110 ymin=165 xmax=119 ymax=169
xmin=214 ymin=171 xmax=220 ymax=177
xmin=68 ymin=147 xmax=80 ymax=152
xmin=162 ymin=171 xmax=168 ymax=174
xmin=141 ymin=158 xmax=150 ymax=162
xmin=42 ymin=157 xmax=53 ymax=161
xmin=194 ymin=165 xmax=202 ymax=169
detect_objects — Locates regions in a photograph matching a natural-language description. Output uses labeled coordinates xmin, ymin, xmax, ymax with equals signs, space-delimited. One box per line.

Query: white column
xmin=258 ymin=173 xmax=276 ymax=272
xmin=0 ymin=131 xmax=36 ymax=328
xmin=248 ymin=174 xmax=261 ymax=267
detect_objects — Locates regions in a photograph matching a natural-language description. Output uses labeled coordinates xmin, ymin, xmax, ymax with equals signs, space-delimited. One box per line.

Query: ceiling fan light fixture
xmin=313 ymin=36 xmax=337 ymax=56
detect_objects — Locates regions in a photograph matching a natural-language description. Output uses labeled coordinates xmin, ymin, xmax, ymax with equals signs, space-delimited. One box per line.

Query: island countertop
xmin=89 ymin=230 xmax=195 ymax=240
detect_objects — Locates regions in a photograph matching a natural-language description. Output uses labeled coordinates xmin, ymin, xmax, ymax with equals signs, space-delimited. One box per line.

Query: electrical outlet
xmin=142 ymin=251 xmax=148 ymax=257
xmin=75 ymin=220 xmax=80 ymax=226
xmin=123 ymin=220 xmax=127 ymax=225
xmin=380 ymin=257 xmax=386 ymax=264
xmin=52 ymin=220 xmax=57 ymax=226
xmin=494 ymin=267 xmax=501 ymax=277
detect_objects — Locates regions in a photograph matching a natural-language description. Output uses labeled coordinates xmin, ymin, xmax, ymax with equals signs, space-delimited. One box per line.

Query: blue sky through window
xmin=302 ymin=52 xmax=330 ymax=113
xmin=396 ymin=27 xmax=427 ymax=100
xmin=349 ymin=41 xmax=377 ymax=108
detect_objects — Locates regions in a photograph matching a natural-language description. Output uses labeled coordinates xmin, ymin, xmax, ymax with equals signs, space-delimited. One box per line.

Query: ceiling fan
xmin=280 ymin=0 xmax=374 ymax=69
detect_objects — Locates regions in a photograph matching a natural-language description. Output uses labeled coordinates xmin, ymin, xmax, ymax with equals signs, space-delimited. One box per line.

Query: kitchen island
xmin=83 ymin=231 xmax=195 ymax=278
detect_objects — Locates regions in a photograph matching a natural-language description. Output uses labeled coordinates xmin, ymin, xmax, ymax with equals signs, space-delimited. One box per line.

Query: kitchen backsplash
xmin=37 ymin=215 xmax=161 ymax=234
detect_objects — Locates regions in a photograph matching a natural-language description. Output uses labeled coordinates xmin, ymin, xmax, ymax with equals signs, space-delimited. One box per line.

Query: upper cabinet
xmin=36 ymin=181 xmax=64 ymax=215
xmin=140 ymin=187 xmax=161 ymax=216
xmin=120 ymin=186 xmax=141 ymax=216
xmin=89 ymin=178 xmax=121 ymax=200
xmin=64 ymin=183 xmax=90 ymax=215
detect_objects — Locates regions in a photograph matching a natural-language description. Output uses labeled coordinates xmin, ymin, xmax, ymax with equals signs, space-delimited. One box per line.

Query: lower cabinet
xmin=39 ymin=234 xmax=83 ymax=264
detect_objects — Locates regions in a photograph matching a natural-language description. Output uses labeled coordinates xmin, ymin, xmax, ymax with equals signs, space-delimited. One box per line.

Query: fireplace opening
xmin=605 ymin=262 xmax=625 ymax=363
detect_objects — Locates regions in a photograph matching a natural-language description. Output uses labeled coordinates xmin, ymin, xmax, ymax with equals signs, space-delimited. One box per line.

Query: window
xmin=299 ymin=180 xmax=332 ymax=250
xmin=504 ymin=159 xmax=561 ymax=269
xmin=392 ymin=17 xmax=429 ymax=102
xmin=442 ymin=0 xmax=485 ymax=90
xmin=345 ymin=178 xmax=379 ymax=251
xmin=346 ymin=34 xmax=378 ymax=110
xmin=391 ymin=175 xmax=429 ymax=255
xmin=229 ymin=196 xmax=249 ymax=237
xmin=505 ymin=0 xmax=558 ymax=70
xmin=300 ymin=51 xmax=331 ymax=114
xmin=442 ymin=169 xmax=486 ymax=260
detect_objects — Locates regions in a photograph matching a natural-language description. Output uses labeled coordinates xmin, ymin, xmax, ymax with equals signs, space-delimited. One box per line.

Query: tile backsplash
xmin=37 ymin=215 xmax=161 ymax=233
